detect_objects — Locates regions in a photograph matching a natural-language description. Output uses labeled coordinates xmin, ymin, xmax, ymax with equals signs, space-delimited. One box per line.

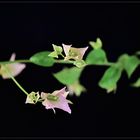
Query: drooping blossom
xmin=41 ymin=87 xmax=72 ymax=114
xmin=0 ymin=53 xmax=26 ymax=79
xmin=62 ymin=44 xmax=88 ymax=60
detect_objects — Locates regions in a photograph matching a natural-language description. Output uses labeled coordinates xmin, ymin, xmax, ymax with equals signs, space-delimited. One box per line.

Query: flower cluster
xmin=49 ymin=43 xmax=88 ymax=68
xmin=26 ymin=87 xmax=72 ymax=114
xmin=0 ymin=53 xmax=72 ymax=114
xmin=0 ymin=42 xmax=89 ymax=114
xmin=62 ymin=44 xmax=88 ymax=61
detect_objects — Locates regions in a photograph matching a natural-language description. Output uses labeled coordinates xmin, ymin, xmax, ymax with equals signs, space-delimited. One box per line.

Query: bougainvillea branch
xmin=0 ymin=37 xmax=140 ymax=114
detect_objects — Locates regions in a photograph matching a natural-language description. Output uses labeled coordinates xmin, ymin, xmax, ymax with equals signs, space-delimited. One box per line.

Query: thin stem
xmin=60 ymin=53 xmax=65 ymax=58
xmin=38 ymin=99 xmax=44 ymax=102
xmin=3 ymin=65 xmax=29 ymax=95
xmin=55 ymin=59 xmax=115 ymax=66
xmin=0 ymin=58 xmax=114 ymax=67
xmin=55 ymin=59 xmax=74 ymax=64
xmin=0 ymin=60 xmax=31 ymax=65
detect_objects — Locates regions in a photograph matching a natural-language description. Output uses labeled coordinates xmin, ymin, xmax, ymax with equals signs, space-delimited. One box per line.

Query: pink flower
xmin=0 ymin=53 xmax=26 ymax=79
xmin=62 ymin=44 xmax=88 ymax=60
xmin=41 ymin=87 xmax=72 ymax=114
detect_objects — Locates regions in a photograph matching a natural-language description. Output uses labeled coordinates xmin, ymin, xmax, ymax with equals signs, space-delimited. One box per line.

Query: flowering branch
xmin=3 ymin=64 xmax=29 ymax=95
xmin=0 ymin=37 xmax=140 ymax=114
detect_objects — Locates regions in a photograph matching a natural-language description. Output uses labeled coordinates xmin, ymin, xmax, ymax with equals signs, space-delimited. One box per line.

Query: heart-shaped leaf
xmin=98 ymin=63 xmax=123 ymax=93
xmin=30 ymin=51 xmax=55 ymax=67
xmin=89 ymin=38 xmax=102 ymax=49
xmin=86 ymin=49 xmax=108 ymax=65
xmin=53 ymin=67 xmax=83 ymax=85
xmin=118 ymin=54 xmax=140 ymax=78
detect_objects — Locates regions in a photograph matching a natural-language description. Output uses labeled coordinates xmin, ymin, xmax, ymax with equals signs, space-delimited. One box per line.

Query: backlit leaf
xmin=98 ymin=63 xmax=122 ymax=93
xmin=48 ymin=51 xmax=58 ymax=58
xmin=73 ymin=60 xmax=86 ymax=68
xmin=86 ymin=49 xmax=108 ymax=65
xmin=118 ymin=54 xmax=140 ymax=78
xmin=89 ymin=38 xmax=102 ymax=49
xmin=53 ymin=67 xmax=83 ymax=85
xmin=30 ymin=51 xmax=55 ymax=67
xmin=52 ymin=44 xmax=63 ymax=54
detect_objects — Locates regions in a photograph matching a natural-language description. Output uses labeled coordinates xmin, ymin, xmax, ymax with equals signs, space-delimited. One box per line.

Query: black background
xmin=0 ymin=2 xmax=140 ymax=138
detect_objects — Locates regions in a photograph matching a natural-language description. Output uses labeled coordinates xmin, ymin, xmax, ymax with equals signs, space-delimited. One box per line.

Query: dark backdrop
xmin=0 ymin=2 xmax=140 ymax=138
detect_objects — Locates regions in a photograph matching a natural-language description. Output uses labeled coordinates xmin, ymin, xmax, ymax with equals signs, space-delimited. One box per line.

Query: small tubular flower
xmin=41 ymin=87 xmax=72 ymax=114
xmin=0 ymin=53 xmax=26 ymax=79
xmin=62 ymin=44 xmax=88 ymax=60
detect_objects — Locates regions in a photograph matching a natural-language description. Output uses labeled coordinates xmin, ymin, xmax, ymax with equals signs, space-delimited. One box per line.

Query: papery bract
xmin=41 ymin=87 xmax=72 ymax=114
xmin=62 ymin=44 xmax=88 ymax=60
xmin=0 ymin=53 xmax=26 ymax=79
xmin=25 ymin=92 xmax=40 ymax=104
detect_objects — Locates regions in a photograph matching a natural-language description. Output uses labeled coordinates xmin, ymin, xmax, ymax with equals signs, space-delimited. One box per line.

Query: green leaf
xmin=85 ymin=48 xmax=108 ymax=65
xmin=89 ymin=38 xmax=102 ymax=49
xmin=131 ymin=78 xmax=140 ymax=87
xmin=98 ymin=63 xmax=122 ymax=93
xmin=48 ymin=44 xmax=63 ymax=58
xmin=48 ymin=51 xmax=58 ymax=58
xmin=73 ymin=60 xmax=86 ymax=68
xmin=30 ymin=51 xmax=55 ymax=67
xmin=52 ymin=44 xmax=63 ymax=54
xmin=118 ymin=54 xmax=140 ymax=78
xmin=53 ymin=67 xmax=83 ymax=85
xmin=135 ymin=51 xmax=140 ymax=56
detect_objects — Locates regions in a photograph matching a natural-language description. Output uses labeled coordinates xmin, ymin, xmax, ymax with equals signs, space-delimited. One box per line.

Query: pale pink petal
xmin=10 ymin=53 xmax=16 ymax=61
xmin=1 ymin=63 xmax=26 ymax=79
xmin=52 ymin=87 xmax=68 ymax=97
xmin=42 ymin=99 xmax=57 ymax=114
xmin=0 ymin=53 xmax=26 ymax=79
xmin=9 ymin=63 xmax=26 ymax=77
xmin=62 ymin=44 xmax=72 ymax=56
xmin=9 ymin=53 xmax=26 ymax=78
xmin=42 ymin=98 xmax=52 ymax=109
xmin=41 ymin=87 xmax=71 ymax=114
xmin=41 ymin=92 xmax=48 ymax=99
xmin=54 ymin=95 xmax=71 ymax=114
xmin=42 ymin=95 xmax=71 ymax=114
xmin=63 ymin=91 xmax=69 ymax=98
xmin=77 ymin=46 xmax=88 ymax=59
